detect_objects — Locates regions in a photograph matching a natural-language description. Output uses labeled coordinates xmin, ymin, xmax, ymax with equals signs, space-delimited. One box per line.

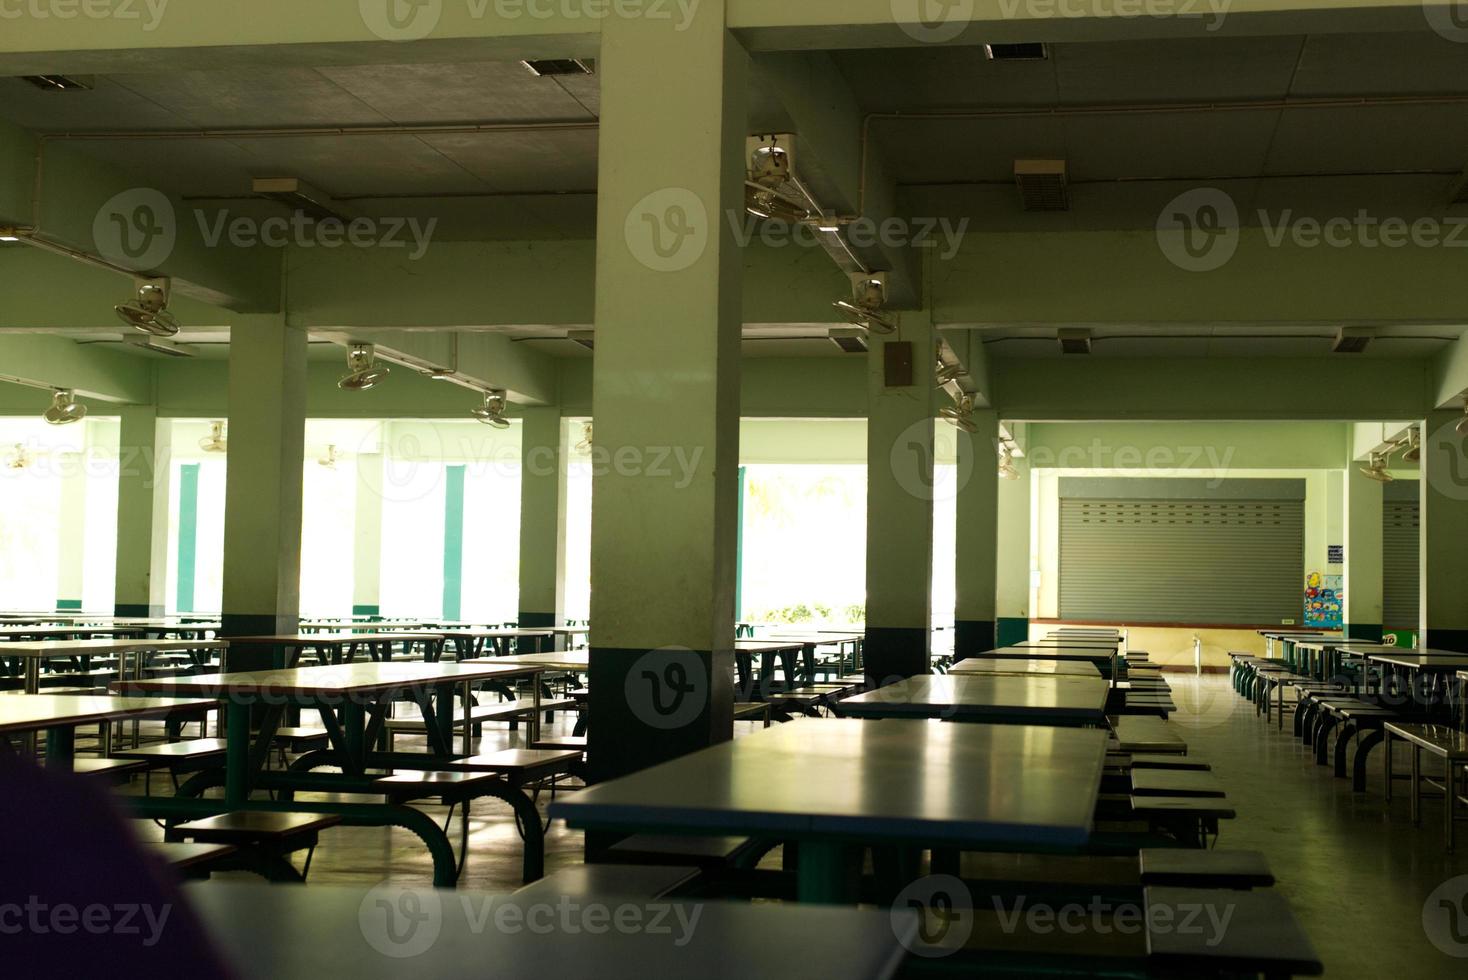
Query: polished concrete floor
xmin=117 ymin=675 xmax=1468 ymax=976
xmin=1167 ymin=674 xmax=1468 ymax=978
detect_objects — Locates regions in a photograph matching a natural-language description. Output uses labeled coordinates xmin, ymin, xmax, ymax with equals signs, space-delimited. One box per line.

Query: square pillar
xmin=113 ymin=405 xmax=171 ymax=617
xmin=352 ymin=452 xmax=384 ymax=617
xmin=865 ymin=312 xmax=936 ymax=683
xmin=518 ymin=408 xmax=568 ymax=629
xmin=1342 ymin=465 xmax=1383 ymax=641
xmin=995 ymin=453 xmax=1032 ymax=647
xmin=586 ymin=6 xmax=744 ymax=785
xmin=954 ymin=409 xmax=999 ymax=656
xmin=220 ymin=315 xmax=307 ymax=662
xmin=1420 ymin=410 xmax=1468 ymax=651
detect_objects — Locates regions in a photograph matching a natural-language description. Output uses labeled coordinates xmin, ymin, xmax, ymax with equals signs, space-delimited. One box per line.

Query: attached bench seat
xmin=168 ymin=810 xmax=342 ymax=882
xmin=383 ymin=697 xmax=578 ymax=747
xmin=1137 ymin=849 xmax=1273 ymax=889
xmin=72 ymin=757 xmax=147 ymax=781
xmin=1110 ymin=716 xmax=1187 ymax=755
xmin=510 ymin=864 xmax=700 ymax=904
xmin=602 ymin=834 xmax=770 ymax=871
xmin=146 ymin=840 xmax=238 ymax=879
xmin=1130 ymin=768 xmax=1226 ymax=798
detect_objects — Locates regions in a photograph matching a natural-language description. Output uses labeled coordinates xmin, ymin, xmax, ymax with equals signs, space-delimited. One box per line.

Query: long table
xmin=948 ymin=657 xmax=1101 ymax=679
xmin=188 ymin=881 xmax=915 ymax=980
xmin=225 ymin=632 xmax=447 ymax=669
xmin=986 ymin=645 xmax=1119 ymax=681
xmin=1 ymin=638 xmax=229 ymax=693
xmin=116 ymin=660 xmax=553 ymax=884
xmin=435 ymin=627 xmax=555 ymax=659
xmin=833 ymin=673 xmax=1109 ymax=726
xmin=0 ymin=694 xmax=216 ymax=767
xmin=551 ymin=717 xmax=1108 ymax=902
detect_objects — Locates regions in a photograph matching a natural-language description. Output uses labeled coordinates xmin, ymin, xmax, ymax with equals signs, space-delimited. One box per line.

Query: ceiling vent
xmin=1332 ymin=327 xmax=1373 ymax=354
xmin=828 ymin=327 xmax=869 ymax=354
xmin=985 ymin=43 xmax=1047 ymax=62
xmin=252 ymin=177 xmax=346 ymax=222
xmin=1015 ymin=160 xmax=1069 ymax=212
xmin=1057 ymin=328 xmax=1092 ymax=355
xmin=522 ymin=59 xmax=594 ymax=77
xmin=19 ymin=74 xmax=93 ymax=91
xmin=568 ymin=330 xmax=595 ymax=351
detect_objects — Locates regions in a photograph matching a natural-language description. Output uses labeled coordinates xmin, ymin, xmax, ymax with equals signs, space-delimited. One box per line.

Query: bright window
xmin=460 ymin=461 xmax=522 ymax=623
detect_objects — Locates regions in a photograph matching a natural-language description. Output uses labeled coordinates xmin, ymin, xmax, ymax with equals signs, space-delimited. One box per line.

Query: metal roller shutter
xmin=1060 ymin=487 xmax=1304 ymax=625
xmin=1382 ymin=498 xmax=1419 ymax=631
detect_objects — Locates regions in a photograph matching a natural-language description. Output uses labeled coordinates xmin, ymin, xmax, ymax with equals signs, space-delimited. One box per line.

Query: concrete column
xmin=220 ymin=315 xmax=307 ymax=661
xmin=1342 ymin=465 xmax=1384 ymax=641
xmin=995 ymin=454 xmax=1033 ymax=647
xmin=586 ymin=6 xmax=744 ymax=785
xmin=954 ymin=409 xmax=999 ymax=656
xmin=113 ymin=406 xmax=171 ymax=617
xmin=518 ymin=408 xmax=567 ymax=628
xmin=865 ymin=311 xmax=936 ymax=682
xmin=351 ymin=452 xmax=384 ymax=617
xmin=55 ymin=440 xmax=87 ymax=612
xmin=1420 ymin=409 xmax=1468 ymax=651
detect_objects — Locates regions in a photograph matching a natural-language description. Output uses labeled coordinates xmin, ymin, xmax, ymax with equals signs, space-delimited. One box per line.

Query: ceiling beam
xmin=0 ymin=2 xmax=596 ymax=74
xmin=0 ymin=119 xmax=279 ymax=311
xmin=751 ymin=52 xmax=920 ymax=308
xmin=731 ymin=0 xmax=1450 ymax=50
xmin=1431 ymin=329 xmax=1468 ymax=410
xmin=0 ymin=333 xmax=152 ymax=403
xmin=994 ymin=356 xmax=1432 ymax=421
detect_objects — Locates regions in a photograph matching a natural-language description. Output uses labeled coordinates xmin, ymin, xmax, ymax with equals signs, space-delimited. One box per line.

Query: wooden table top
xmin=736 ymin=639 xmax=807 ymax=652
xmin=494 ymin=652 xmax=589 ymax=671
xmin=948 ymin=658 xmax=1102 ymax=678
xmin=188 ymin=881 xmax=914 ymax=980
xmin=552 ymin=717 xmax=1107 ymax=848
xmin=226 ymin=632 xmax=444 ymax=645
xmin=1367 ymin=653 xmax=1468 ymax=670
xmin=434 ymin=627 xmax=555 ymax=639
xmin=986 ymin=646 xmax=1115 ymax=664
xmin=834 ymin=674 xmax=1109 ymax=724
xmin=765 ymin=632 xmax=864 ymax=645
xmin=1017 ymin=638 xmax=1119 ymax=649
xmin=0 ymin=638 xmax=228 ymax=657
xmin=112 ymin=660 xmax=542 ymax=697
xmin=0 ymin=694 xmax=217 ymax=734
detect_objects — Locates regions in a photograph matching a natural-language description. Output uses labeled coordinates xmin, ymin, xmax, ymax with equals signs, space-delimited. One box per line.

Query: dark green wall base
xmin=1344 ymin=622 xmax=1383 ymax=643
xmin=114 ymin=602 xmax=164 ymax=617
xmin=1424 ymin=628 xmax=1468 ymax=653
xmin=997 ymin=617 xmax=1030 ymax=648
xmin=863 ymin=626 xmax=929 ymax=685
xmin=586 ymin=646 xmax=734 ymax=787
xmin=518 ymin=611 xmax=558 ymax=628
xmin=954 ymin=619 xmax=996 ymax=657
xmin=56 ymin=599 xmax=82 ymax=612
xmin=351 ymin=604 xmax=381 ymax=618
xmin=221 ymin=613 xmax=299 ymax=670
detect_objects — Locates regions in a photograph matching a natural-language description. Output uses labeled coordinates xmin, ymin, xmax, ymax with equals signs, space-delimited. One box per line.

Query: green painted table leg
xmin=43 ymin=724 xmax=75 ymax=770
xmin=797 ymin=841 xmax=862 ymax=903
xmin=225 ymin=702 xmax=251 ymax=806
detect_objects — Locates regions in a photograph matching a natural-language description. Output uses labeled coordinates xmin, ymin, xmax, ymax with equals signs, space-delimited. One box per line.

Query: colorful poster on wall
xmin=1304 ymin=571 xmax=1343 ymax=629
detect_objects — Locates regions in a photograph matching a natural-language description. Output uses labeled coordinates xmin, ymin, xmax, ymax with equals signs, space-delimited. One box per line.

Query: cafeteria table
xmin=1366 ymin=652 xmax=1468 ymax=716
xmin=187 ymin=881 xmax=916 ymax=980
xmin=435 ymin=627 xmax=555 ymax=659
xmin=117 ymin=660 xmax=551 ymax=885
xmin=832 ymin=673 xmax=1108 ymax=726
xmin=1 ymin=638 xmax=229 ymax=694
xmin=551 ymin=717 xmax=1108 ymax=902
xmin=735 ymin=639 xmax=807 ymax=695
xmin=225 ymin=632 xmax=447 ymax=669
xmin=0 ymin=694 xmax=216 ymax=768
xmin=766 ymin=632 xmax=864 ymax=678
xmin=947 ymin=657 xmax=1102 ymax=678
xmin=990 ymin=644 xmax=1119 ymax=681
